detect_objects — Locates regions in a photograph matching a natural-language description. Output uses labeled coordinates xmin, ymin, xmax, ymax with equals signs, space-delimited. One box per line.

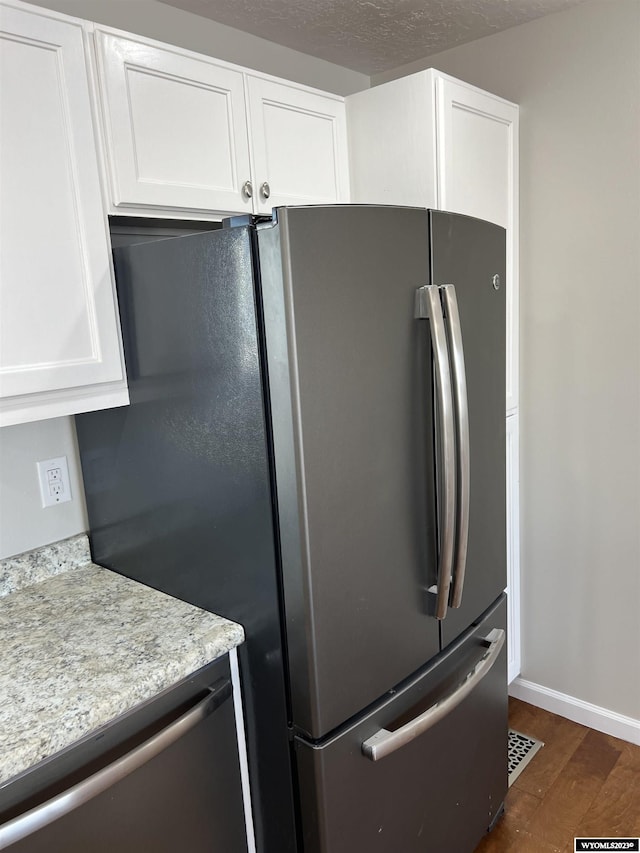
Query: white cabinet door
xmin=95 ymin=30 xmax=253 ymax=216
xmin=436 ymin=76 xmax=519 ymax=413
xmin=0 ymin=2 xmax=127 ymax=426
xmin=246 ymin=76 xmax=349 ymax=214
xmin=506 ymin=411 xmax=521 ymax=683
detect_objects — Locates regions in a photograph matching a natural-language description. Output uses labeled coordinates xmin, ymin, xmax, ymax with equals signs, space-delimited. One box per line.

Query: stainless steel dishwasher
xmin=0 ymin=656 xmax=248 ymax=852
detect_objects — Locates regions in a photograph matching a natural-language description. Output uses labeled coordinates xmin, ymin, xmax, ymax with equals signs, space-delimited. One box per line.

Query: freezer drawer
xmin=295 ymin=596 xmax=507 ymax=853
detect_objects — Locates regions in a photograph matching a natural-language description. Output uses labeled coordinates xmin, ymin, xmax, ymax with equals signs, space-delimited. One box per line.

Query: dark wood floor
xmin=474 ymin=697 xmax=640 ymax=852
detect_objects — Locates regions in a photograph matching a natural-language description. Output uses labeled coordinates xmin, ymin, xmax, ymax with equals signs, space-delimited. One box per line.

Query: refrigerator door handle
xmin=361 ymin=628 xmax=505 ymax=761
xmin=441 ymin=284 xmax=470 ymax=609
xmin=415 ymin=285 xmax=456 ymax=620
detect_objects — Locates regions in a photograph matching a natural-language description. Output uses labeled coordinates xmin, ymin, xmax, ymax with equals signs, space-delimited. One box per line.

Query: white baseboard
xmin=509 ymin=677 xmax=640 ymax=746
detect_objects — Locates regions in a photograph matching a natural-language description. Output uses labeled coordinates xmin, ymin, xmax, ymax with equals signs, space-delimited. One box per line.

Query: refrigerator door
xmin=428 ymin=212 xmax=507 ymax=647
xmin=257 ymin=206 xmax=441 ymax=739
xmin=294 ymin=595 xmax=508 ymax=853
xmin=75 ymin=227 xmax=296 ymax=853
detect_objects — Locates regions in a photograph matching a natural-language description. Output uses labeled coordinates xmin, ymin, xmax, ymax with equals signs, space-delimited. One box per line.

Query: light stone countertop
xmin=0 ymin=535 xmax=244 ymax=786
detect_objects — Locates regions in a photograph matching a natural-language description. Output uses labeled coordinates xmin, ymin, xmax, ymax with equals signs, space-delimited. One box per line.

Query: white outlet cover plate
xmin=37 ymin=456 xmax=72 ymax=508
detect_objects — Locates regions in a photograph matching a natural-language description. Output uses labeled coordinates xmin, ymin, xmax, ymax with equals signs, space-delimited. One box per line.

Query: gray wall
xmin=377 ymin=1 xmax=640 ymax=720
xmin=0 ymin=419 xmax=88 ymax=559
xmin=26 ymin=0 xmax=368 ymax=94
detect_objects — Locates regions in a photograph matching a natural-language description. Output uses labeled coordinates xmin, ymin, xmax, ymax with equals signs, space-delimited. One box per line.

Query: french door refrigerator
xmin=75 ymin=205 xmax=507 ymax=853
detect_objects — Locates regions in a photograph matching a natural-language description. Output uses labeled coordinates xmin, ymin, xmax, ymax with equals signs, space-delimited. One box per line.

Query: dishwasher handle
xmin=361 ymin=629 xmax=505 ymax=762
xmin=0 ymin=679 xmax=232 ymax=849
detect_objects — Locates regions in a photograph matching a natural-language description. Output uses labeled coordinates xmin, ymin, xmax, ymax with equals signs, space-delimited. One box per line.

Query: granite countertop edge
xmin=0 ymin=535 xmax=244 ymax=787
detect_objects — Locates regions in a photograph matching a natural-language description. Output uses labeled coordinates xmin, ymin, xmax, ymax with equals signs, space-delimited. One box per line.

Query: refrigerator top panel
xmin=257 ymin=205 xmax=441 ymax=739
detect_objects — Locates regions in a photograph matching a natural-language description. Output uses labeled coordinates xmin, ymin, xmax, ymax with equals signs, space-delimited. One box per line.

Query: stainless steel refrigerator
xmin=75 ymin=205 xmax=507 ymax=853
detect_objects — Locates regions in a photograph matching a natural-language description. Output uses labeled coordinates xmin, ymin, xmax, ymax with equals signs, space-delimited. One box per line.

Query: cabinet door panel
xmin=96 ymin=31 xmax=253 ymax=214
xmin=0 ymin=4 xmax=125 ymax=415
xmin=436 ymin=77 xmax=519 ymax=412
xmin=246 ymin=77 xmax=349 ymax=213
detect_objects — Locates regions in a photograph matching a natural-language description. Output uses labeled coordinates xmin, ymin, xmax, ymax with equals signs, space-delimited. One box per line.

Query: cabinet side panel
xmin=346 ymin=71 xmax=437 ymax=207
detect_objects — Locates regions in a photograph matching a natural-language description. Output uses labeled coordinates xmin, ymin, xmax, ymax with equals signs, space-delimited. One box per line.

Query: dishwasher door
xmin=0 ymin=660 xmax=248 ymax=853
xmin=294 ymin=596 xmax=507 ymax=853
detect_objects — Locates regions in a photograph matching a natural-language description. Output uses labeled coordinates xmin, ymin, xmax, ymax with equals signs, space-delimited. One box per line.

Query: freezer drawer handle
xmin=361 ymin=629 xmax=505 ymax=762
xmin=0 ymin=679 xmax=232 ymax=849
xmin=415 ymin=285 xmax=456 ymax=620
xmin=441 ymin=285 xmax=470 ymax=609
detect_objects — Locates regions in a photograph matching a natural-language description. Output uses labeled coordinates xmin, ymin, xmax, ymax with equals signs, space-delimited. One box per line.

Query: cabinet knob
xmin=242 ymin=180 xmax=253 ymax=199
xmin=260 ymin=181 xmax=271 ymax=200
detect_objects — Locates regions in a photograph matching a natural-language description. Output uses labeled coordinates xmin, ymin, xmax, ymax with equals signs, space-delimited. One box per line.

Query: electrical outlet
xmin=37 ymin=456 xmax=72 ymax=508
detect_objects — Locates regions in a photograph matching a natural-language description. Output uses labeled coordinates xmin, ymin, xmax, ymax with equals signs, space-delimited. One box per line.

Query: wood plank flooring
xmin=474 ymin=697 xmax=640 ymax=852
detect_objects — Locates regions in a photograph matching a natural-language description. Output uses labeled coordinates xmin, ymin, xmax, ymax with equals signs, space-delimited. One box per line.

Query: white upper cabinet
xmin=95 ymin=31 xmax=253 ymax=215
xmin=347 ymin=69 xmax=519 ymax=412
xmin=246 ymin=76 xmax=348 ymax=213
xmin=95 ymin=30 xmax=349 ymax=218
xmin=0 ymin=1 xmax=127 ymax=427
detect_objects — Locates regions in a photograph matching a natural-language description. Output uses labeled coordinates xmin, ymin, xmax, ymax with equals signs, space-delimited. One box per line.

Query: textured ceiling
xmin=157 ymin=0 xmax=587 ymax=74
